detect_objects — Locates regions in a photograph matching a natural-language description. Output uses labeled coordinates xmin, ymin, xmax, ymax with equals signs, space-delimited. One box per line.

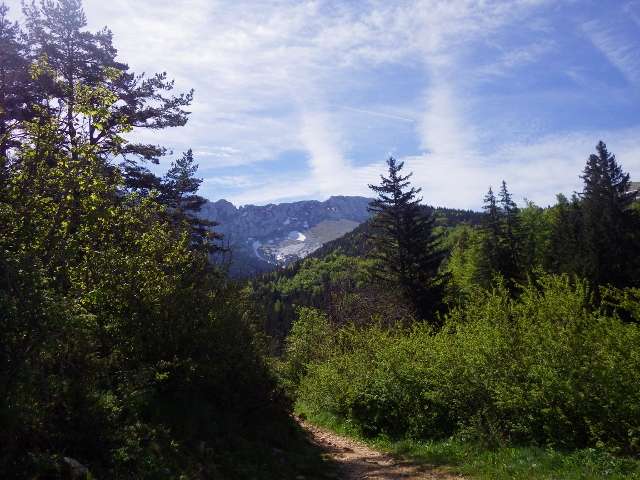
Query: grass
xmin=295 ymin=403 xmax=640 ymax=480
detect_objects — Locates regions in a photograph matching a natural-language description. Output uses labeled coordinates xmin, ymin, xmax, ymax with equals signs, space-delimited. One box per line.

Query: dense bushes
xmin=291 ymin=275 xmax=640 ymax=454
xmin=0 ymin=158 xmax=287 ymax=477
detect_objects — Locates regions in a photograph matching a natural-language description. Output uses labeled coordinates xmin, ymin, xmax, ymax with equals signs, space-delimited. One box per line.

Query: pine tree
xmin=162 ymin=149 xmax=222 ymax=253
xmin=163 ymin=149 xmax=206 ymax=213
xmin=497 ymin=180 xmax=521 ymax=283
xmin=0 ymin=3 xmax=31 ymax=162
xmin=367 ymin=157 xmax=446 ymax=323
xmin=22 ymin=0 xmax=193 ymax=185
xmin=579 ymin=141 xmax=638 ymax=287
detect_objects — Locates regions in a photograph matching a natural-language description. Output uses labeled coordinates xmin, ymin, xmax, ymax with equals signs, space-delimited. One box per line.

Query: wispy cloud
xmin=583 ymin=18 xmax=640 ymax=85
xmin=3 ymin=0 xmax=639 ymax=208
xmin=340 ymin=106 xmax=416 ymax=124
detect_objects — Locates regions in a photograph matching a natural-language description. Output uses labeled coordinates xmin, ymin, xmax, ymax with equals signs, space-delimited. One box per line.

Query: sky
xmin=5 ymin=0 xmax=640 ymax=208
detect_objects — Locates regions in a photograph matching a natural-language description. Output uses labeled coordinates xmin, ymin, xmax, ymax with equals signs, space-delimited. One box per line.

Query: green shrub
xmin=296 ymin=274 xmax=640 ymax=453
xmin=280 ymin=307 xmax=334 ymax=394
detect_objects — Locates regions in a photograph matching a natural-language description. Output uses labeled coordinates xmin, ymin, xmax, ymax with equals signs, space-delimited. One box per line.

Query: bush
xmin=279 ymin=307 xmax=334 ymax=395
xmin=295 ymin=275 xmax=640 ymax=453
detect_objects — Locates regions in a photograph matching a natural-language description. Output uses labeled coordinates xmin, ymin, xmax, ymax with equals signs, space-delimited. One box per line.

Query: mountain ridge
xmin=197 ymin=195 xmax=372 ymax=276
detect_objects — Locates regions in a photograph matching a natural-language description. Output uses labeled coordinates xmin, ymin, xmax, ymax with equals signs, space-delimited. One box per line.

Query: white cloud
xmin=299 ymin=110 xmax=353 ymax=194
xmin=203 ymin=175 xmax=256 ymax=189
xmin=3 ymin=0 xmax=639 ymax=209
xmin=583 ymin=18 xmax=640 ymax=85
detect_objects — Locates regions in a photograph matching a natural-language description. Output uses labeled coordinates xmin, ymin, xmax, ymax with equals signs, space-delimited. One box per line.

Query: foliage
xmin=578 ymin=141 xmax=639 ymax=287
xmin=292 ymin=274 xmax=640 ymax=454
xmin=0 ymin=3 xmax=321 ymax=478
xmin=278 ymin=307 xmax=334 ymax=394
xmin=443 ymin=224 xmax=490 ymax=299
xmin=18 ymin=0 xmax=193 ymax=190
xmin=0 ymin=86 xmax=294 ymax=478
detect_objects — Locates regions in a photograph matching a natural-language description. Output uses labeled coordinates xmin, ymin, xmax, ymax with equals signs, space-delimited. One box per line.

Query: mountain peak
xmin=198 ymin=196 xmax=371 ymax=276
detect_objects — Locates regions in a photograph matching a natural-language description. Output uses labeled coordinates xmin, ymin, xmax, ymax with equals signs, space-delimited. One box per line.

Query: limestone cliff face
xmin=197 ymin=196 xmax=372 ymax=276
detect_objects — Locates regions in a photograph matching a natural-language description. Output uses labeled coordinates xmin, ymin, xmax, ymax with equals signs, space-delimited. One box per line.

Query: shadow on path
xmin=299 ymin=420 xmax=465 ymax=480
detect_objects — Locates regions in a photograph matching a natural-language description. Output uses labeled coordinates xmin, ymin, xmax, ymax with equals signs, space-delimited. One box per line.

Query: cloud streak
xmin=583 ymin=18 xmax=640 ymax=85
xmin=3 ymin=0 xmax=640 ymax=208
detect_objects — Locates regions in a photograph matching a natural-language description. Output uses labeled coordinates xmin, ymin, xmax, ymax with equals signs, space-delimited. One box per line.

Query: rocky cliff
xmin=197 ymin=196 xmax=372 ymax=276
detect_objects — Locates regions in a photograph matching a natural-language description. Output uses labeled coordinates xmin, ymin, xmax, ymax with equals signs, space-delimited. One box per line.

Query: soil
xmin=300 ymin=420 xmax=466 ymax=480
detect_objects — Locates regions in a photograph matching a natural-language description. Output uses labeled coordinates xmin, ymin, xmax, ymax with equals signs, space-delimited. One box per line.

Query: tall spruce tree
xmin=483 ymin=187 xmax=500 ymax=237
xmin=367 ymin=157 xmax=445 ymax=323
xmin=498 ymin=180 xmax=521 ymax=283
xmin=480 ymin=186 xmax=501 ymax=283
xmin=480 ymin=181 xmax=522 ymax=287
xmin=579 ymin=141 xmax=638 ymax=287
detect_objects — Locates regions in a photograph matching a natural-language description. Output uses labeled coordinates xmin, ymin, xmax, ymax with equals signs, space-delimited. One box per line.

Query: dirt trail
xmin=300 ymin=420 xmax=465 ymax=480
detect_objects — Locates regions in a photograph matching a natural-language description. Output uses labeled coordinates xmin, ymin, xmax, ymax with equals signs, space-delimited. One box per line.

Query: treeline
xmin=0 ymin=2 xmax=321 ymax=478
xmin=449 ymin=142 xmax=639 ymax=299
xmin=256 ymin=146 xmax=639 ymax=343
xmin=274 ymin=149 xmax=640 ymax=457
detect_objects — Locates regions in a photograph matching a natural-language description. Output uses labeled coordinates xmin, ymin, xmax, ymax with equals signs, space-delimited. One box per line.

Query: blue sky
xmin=5 ymin=0 xmax=640 ymax=208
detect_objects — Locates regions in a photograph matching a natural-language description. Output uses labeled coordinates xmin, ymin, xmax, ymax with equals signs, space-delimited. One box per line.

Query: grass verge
xmin=296 ymin=403 xmax=640 ymax=480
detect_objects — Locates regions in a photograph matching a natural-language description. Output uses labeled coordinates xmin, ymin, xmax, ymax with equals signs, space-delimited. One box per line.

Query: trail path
xmin=300 ymin=420 xmax=465 ymax=480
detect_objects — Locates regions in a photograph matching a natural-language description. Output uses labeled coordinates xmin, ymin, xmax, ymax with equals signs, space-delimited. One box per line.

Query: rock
xmin=62 ymin=457 xmax=90 ymax=479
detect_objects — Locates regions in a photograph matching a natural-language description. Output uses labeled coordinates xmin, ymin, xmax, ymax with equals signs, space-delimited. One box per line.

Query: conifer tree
xmin=162 ymin=149 xmax=221 ymax=252
xmin=579 ymin=141 xmax=638 ymax=287
xmin=546 ymin=193 xmax=583 ymax=276
xmin=498 ymin=180 xmax=521 ymax=283
xmin=480 ymin=186 xmax=501 ymax=282
xmin=22 ymin=0 xmax=193 ymax=185
xmin=480 ymin=181 xmax=522 ymax=287
xmin=367 ymin=157 xmax=445 ymax=323
xmin=163 ymin=149 xmax=206 ymax=213
xmin=483 ymin=187 xmax=500 ymax=238
xmin=0 ymin=3 xmax=31 ymax=162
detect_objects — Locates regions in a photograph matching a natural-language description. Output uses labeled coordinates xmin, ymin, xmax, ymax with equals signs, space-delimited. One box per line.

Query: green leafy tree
xmin=0 ymin=6 xmax=289 ymax=478
xmin=518 ymin=199 xmax=552 ymax=273
xmin=445 ymin=224 xmax=488 ymax=298
xmin=367 ymin=157 xmax=446 ymax=323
